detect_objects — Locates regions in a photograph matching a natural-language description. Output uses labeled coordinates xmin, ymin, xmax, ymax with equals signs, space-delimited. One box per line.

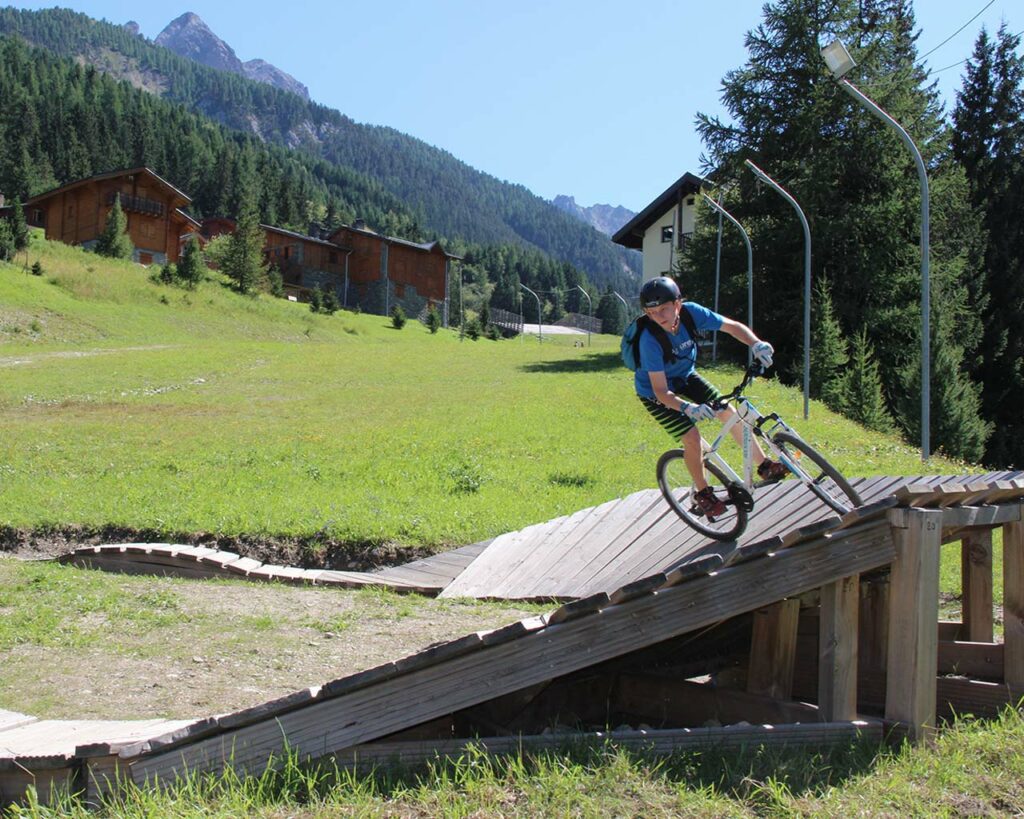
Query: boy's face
xmin=644 ymin=299 xmax=681 ymax=332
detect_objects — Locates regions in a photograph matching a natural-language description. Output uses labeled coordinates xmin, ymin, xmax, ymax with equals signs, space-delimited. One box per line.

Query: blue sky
xmin=7 ymin=1 xmax=1020 ymax=211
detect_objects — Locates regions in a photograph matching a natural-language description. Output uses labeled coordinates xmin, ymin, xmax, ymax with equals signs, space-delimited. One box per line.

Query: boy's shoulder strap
xmin=678 ymin=303 xmax=699 ymax=340
xmin=637 ymin=314 xmax=677 ymax=363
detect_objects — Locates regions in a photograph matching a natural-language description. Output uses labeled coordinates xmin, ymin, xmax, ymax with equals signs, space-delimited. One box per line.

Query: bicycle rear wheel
xmin=770 ymin=431 xmax=862 ymax=514
xmin=656 ymin=449 xmax=749 ymax=541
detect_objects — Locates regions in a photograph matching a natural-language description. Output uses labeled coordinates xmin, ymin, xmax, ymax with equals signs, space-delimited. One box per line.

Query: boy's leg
xmin=638 ymin=393 xmax=708 ymax=490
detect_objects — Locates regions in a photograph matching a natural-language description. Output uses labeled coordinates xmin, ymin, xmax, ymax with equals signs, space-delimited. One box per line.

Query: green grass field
xmin=0 ymin=236 xmax=966 ymax=552
xmin=2 ymin=237 xmax=1018 ymax=817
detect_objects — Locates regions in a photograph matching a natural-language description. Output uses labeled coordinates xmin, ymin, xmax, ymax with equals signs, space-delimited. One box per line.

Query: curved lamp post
xmin=575 ymin=284 xmax=592 ymax=346
xmin=701 ymin=193 xmax=754 ymax=338
xmin=744 ymin=159 xmax=812 ymax=420
xmin=821 ymin=38 xmax=930 ymax=461
xmin=520 ymin=282 xmax=542 ymax=343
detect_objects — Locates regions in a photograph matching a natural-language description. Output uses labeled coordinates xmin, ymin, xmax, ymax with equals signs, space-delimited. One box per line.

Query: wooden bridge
xmin=3 ymin=471 xmax=1023 ymax=807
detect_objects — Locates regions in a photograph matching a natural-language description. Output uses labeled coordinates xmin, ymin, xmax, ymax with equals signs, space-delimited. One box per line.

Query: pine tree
xmin=9 ymin=197 xmax=29 ymax=253
xmin=94 ymin=194 xmax=133 ymax=259
xmin=0 ymin=217 xmax=14 ymax=261
xmin=322 ymin=287 xmax=339 ymax=315
xmin=810 ymin=278 xmax=850 ymax=412
xmin=309 ymin=286 xmax=323 ymax=313
xmin=223 ymin=193 xmax=265 ymax=295
xmin=595 ymin=288 xmax=626 ymax=336
xmin=845 ymin=327 xmax=894 ymax=433
xmin=176 ymin=236 xmax=203 ymax=288
xmin=426 ymin=304 xmax=441 ymax=333
xmin=952 ymin=24 xmax=1024 ymax=466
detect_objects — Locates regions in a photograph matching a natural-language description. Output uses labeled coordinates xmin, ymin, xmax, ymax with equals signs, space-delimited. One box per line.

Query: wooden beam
xmin=1004 ymin=519 xmax=1024 ymax=697
xmin=746 ymin=600 xmax=799 ymax=701
xmin=960 ymin=530 xmax=993 ymax=643
xmin=937 ymin=641 xmax=1003 ymax=681
xmin=885 ymin=508 xmax=942 ymax=741
xmin=819 ymin=574 xmax=860 ymax=721
xmin=942 ymin=501 xmax=1021 ymax=530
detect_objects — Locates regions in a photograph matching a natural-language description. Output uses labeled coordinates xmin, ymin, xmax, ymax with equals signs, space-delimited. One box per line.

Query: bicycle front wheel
xmin=657 ymin=449 xmax=748 ymax=541
xmin=770 ymin=431 xmax=862 ymax=514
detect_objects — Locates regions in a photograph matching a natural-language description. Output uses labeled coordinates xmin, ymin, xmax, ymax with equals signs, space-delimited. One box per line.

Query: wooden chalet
xmin=261 ymin=224 xmax=351 ymax=303
xmin=329 ymin=220 xmax=460 ymax=317
xmin=25 ymin=168 xmax=199 ymax=265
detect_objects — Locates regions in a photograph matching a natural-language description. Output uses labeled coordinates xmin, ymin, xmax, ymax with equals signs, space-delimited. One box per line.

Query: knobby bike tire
xmin=770 ymin=431 xmax=863 ymax=514
xmin=656 ymin=449 xmax=748 ymax=541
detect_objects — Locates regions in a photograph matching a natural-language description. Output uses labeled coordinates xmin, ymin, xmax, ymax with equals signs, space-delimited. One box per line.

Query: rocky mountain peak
xmin=552 ymin=195 xmax=635 ymax=237
xmin=155 ymin=12 xmax=309 ymax=100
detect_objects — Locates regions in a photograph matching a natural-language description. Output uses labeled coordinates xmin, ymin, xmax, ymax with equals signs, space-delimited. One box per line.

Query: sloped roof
xmin=26 ymin=167 xmax=192 ymax=209
xmin=330 ymin=223 xmax=463 ymax=260
xmin=612 ymin=172 xmax=707 ymax=250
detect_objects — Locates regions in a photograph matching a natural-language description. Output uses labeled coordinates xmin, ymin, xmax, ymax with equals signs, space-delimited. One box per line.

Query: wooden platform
xmin=5 ymin=471 xmax=1023 ymax=807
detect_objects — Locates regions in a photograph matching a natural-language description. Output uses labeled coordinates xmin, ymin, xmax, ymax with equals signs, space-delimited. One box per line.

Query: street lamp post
xmin=744 ymin=159 xmax=812 ymax=420
xmin=575 ymin=284 xmax=592 ymax=346
xmin=712 ymin=192 xmax=724 ymax=362
xmin=520 ymin=282 xmax=542 ymax=343
xmin=701 ymin=193 xmax=754 ymax=339
xmin=821 ymin=38 xmax=930 ymax=461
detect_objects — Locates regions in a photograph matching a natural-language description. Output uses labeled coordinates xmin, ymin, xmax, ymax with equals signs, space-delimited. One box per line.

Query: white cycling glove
xmin=682 ymin=402 xmax=716 ymax=423
xmin=751 ymin=340 xmax=774 ymax=368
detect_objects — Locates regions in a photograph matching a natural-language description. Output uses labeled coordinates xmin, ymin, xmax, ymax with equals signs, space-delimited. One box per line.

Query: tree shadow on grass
xmin=519 ymin=351 xmax=622 ymax=374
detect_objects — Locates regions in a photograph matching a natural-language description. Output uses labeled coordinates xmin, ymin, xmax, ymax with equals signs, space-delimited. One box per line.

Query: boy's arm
xmin=719 ymin=318 xmax=774 ymax=367
xmin=650 ymin=370 xmax=684 ymax=412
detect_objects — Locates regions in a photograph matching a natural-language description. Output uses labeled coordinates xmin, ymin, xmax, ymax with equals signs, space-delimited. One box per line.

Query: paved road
xmin=521 ymin=323 xmax=586 ymax=335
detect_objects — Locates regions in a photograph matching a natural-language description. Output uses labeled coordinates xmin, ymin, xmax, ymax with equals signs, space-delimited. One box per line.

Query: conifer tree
xmin=94 ymin=194 xmax=133 ymax=259
xmin=810 ymin=278 xmax=850 ymax=412
xmin=223 ymin=193 xmax=265 ymax=295
xmin=9 ymin=197 xmax=28 ymax=253
xmin=0 ymin=217 xmax=14 ymax=262
xmin=952 ymin=24 xmax=1024 ymax=465
xmin=176 ymin=236 xmax=204 ymax=288
xmin=309 ymin=286 xmax=323 ymax=313
xmin=845 ymin=327 xmax=894 ymax=433
xmin=322 ymin=287 xmax=339 ymax=315
xmin=595 ymin=288 xmax=625 ymax=336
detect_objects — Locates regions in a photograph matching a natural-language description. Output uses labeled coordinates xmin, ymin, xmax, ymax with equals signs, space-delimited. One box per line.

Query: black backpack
xmin=620 ymin=307 xmax=699 ymax=371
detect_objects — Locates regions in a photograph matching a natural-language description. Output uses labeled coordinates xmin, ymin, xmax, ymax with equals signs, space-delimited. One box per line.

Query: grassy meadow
xmin=0 ymin=235 xmax=965 ymax=553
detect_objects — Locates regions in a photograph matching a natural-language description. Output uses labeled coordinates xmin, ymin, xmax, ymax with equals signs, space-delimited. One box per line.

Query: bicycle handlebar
xmin=710 ymin=364 xmax=769 ymax=410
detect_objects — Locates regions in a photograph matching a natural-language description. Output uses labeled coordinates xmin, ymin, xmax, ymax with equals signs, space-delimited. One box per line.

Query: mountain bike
xmin=656 ymin=365 xmax=862 ymax=541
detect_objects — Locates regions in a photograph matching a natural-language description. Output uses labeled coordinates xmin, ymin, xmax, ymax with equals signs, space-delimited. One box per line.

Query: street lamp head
xmin=821 ymin=39 xmax=856 ymax=78
xmin=743 ymin=158 xmax=769 ymax=183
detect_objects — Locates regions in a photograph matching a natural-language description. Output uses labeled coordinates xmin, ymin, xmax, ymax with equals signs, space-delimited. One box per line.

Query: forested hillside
xmin=0 ymin=7 xmax=640 ymax=294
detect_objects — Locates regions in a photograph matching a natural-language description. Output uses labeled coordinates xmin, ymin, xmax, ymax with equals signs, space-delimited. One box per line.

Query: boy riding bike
xmin=634 ymin=276 xmax=785 ymax=517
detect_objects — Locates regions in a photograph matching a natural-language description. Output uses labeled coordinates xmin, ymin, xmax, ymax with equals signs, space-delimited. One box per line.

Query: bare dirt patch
xmin=0 ymin=557 xmax=545 ymax=722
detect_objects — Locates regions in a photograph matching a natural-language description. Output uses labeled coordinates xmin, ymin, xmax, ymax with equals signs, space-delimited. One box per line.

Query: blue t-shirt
xmin=634 ymin=302 xmax=723 ymax=399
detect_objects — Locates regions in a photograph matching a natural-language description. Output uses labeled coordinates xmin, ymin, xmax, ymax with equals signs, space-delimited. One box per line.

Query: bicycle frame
xmin=698 ymin=371 xmax=809 ymax=492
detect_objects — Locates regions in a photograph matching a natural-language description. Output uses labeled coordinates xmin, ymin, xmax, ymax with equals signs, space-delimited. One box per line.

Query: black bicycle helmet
xmin=639 ymin=276 xmax=681 ymax=308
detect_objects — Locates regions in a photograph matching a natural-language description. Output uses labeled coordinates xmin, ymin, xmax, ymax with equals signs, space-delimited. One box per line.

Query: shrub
xmin=485 ymin=324 xmax=501 ymax=340
xmin=322 ymin=289 xmax=339 ymax=315
xmin=426 ymin=305 xmax=442 ymax=333
xmin=391 ymin=305 xmax=407 ymax=329
xmin=30 ymin=261 xmax=43 ymax=276
xmin=309 ymin=286 xmax=324 ymax=313
xmin=464 ymin=317 xmax=481 ymax=340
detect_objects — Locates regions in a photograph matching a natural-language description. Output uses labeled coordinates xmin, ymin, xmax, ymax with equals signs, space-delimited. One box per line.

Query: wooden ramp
xmin=3 ymin=472 xmax=1023 ymax=807
xmin=60 ymin=541 xmax=491 ymax=596
xmin=438 ymin=474 xmax=956 ymax=600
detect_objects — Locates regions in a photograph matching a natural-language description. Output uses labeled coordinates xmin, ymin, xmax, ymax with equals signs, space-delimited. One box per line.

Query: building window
xmin=661 ymin=225 xmax=673 ymax=243
xmin=329 ymin=251 xmax=338 ymax=264
xmin=686 ymin=197 xmax=695 ymax=206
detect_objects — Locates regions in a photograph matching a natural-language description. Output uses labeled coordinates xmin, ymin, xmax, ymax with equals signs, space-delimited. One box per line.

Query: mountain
xmin=154 ymin=12 xmax=309 ymax=100
xmin=0 ymin=7 xmax=640 ymax=292
xmin=552 ymin=195 xmax=636 ymax=238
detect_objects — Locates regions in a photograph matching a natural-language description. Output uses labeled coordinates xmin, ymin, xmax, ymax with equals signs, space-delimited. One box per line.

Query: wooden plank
xmin=885 ymin=508 xmax=942 ymax=741
xmin=941 ymin=502 xmax=1022 ymax=530
xmin=551 ymin=492 xmax=667 ymax=598
xmin=961 ymin=530 xmax=993 ymax=643
xmin=545 ymin=593 xmax=609 ymax=626
xmin=0 ymin=710 xmax=38 ymax=733
xmin=836 ymin=496 xmax=900 ymax=530
xmin=1005 ymin=519 xmax=1024 ymax=697
xmin=937 ymin=641 xmax=1003 ymax=681
xmin=936 ymin=677 xmax=1016 ymax=720
xmin=859 ymin=577 xmax=889 ymax=678
xmin=607 ymin=572 xmax=667 ymax=605
xmin=661 ymin=554 xmax=723 ymax=587
xmin=126 ymin=527 xmax=897 ymax=785
xmin=849 ymin=476 xmax=909 ymax=505
xmin=333 ymin=721 xmax=884 ymax=770
xmin=590 ymin=504 xmax=699 ymax=590
xmin=746 ymin=599 xmax=799 ymax=701
xmin=818 ymin=574 xmax=860 ymax=721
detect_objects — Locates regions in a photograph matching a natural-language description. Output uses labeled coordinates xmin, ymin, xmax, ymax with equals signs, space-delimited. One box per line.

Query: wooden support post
xmin=961 ymin=530 xmax=994 ymax=642
xmin=885 ymin=508 xmax=942 ymax=741
xmin=859 ymin=577 xmax=889 ymax=678
xmin=1005 ymin=519 xmax=1024 ymax=698
xmin=819 ymin=574 xmax=860 ymax=721
xmin=747 ymin=599 xmax=800 ymax=701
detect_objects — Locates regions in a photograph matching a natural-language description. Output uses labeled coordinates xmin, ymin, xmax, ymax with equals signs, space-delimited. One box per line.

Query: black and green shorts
xmin=638 ymin=371 xmax=721 ymax=441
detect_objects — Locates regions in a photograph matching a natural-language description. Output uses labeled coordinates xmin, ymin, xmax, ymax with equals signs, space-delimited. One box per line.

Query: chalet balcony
xmin=107 ymin=192 xmax=165 ymax=218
